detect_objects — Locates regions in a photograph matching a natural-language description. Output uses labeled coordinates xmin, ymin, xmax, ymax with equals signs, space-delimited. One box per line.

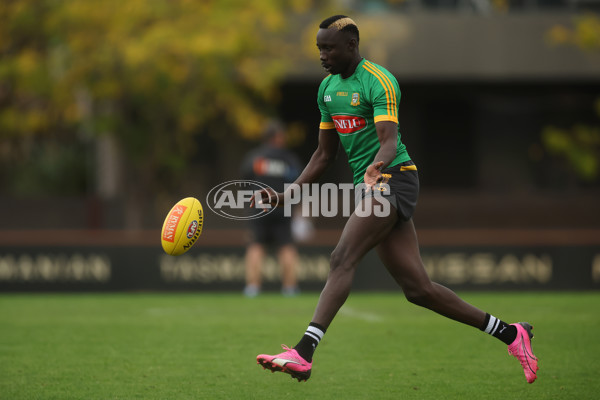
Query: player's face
xmin=316 ymin=28 xmax=354 ymax=75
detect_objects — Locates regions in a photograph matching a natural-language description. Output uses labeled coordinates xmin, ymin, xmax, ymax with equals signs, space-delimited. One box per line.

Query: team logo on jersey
xmin=331 ymin=115 xmax=367 ymax=135
xmin=324 ymin=95 xmax=332 ymax=102
xmin=351 ymin=92 xmax=360 ymax=106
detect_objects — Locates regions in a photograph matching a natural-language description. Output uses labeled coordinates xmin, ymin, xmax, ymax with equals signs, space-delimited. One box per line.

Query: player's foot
xmin=507 ymin=322 xmax=539 ymax=383
xmin=257 ymin=345 xmax=312 ymax=382
xmin=281 ymin=286 xmax=300 ymax=297
xmin=243 ymin=285 xmax=260 ymax=298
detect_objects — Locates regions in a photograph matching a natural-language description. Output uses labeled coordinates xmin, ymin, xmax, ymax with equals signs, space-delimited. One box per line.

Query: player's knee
xmin=329 ymin=248 xmax=355 ymax=273
xmin=403 ymin=283 xmax=435 ymax=307
xmin=329 ymin=248 xmax=343 ymax=270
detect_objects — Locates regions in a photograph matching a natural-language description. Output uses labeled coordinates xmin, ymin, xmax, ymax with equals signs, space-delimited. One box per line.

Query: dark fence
xmin=0 ymin=229 xmax=598 ymax=292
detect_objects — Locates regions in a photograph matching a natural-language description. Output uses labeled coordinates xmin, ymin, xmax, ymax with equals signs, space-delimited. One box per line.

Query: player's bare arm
xmin=292 ymin=128 xmax=339 ymax=187
xmin=364 ymin=121 xmax=399 ymax=188
xmin=251 ymin=128 xmax=339 ymax=208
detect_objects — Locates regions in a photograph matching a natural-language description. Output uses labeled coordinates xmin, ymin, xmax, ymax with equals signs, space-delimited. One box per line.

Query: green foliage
xmin=542 ymin=16 xmax=600 ymax=183
xmin=542 ymin=124 xmax=600 ymax=181
xmin=7 ymin=139 xmax=90 ymax=195
xmin=547 ymin=15 xmax=600 ymax=52
xmin=0 ymin=0 xmax=334 ymax=198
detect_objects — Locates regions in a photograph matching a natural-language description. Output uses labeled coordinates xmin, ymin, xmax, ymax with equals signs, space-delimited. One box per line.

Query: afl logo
xmin=332 ymin=115 xmax=367 ymax=135
xmin=206 ymin=180 xmax=278 ymax=220
xmin=186 ymin=220 xmax=198 ymax=239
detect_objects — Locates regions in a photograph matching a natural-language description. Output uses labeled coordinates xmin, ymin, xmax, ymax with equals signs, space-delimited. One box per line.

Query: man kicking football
xmin=254 ymin=15 xmax=538 ymax=384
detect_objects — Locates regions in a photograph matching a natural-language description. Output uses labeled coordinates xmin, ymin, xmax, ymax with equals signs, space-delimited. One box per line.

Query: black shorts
xmin=363 ymin=160 xmax=419 ymax=221
xmin=248 ymin=215 xmax=293 ymax=247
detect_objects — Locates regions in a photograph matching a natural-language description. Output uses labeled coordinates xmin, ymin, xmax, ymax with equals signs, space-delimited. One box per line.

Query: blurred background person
xmin=240 ymin=120 xmax=302 ymax=297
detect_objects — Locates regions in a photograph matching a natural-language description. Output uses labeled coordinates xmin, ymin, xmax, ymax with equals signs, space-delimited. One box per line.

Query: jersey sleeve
xmin=365 ymin=63 xmax=400 ymax=124
xmin=317 ymin=77 xmax=335 ymax=130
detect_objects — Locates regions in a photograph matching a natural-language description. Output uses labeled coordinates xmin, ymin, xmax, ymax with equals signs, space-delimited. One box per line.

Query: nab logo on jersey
xmin=332 ymin=115 xmax=367 ymax=135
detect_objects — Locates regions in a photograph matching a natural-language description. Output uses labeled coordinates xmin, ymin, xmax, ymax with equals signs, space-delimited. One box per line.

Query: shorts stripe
xmin=400 ymin=165 xmax=417 ymax=171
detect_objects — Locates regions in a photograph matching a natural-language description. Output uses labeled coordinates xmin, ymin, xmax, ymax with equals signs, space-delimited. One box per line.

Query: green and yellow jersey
xmin=317 ymin=58 xmax=411 ymax=185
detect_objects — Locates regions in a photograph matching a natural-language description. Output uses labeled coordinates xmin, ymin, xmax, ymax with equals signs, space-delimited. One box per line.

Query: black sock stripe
xmin=305 ymin=332 xmax=320 ymax=343
xmin=491 ymin=319 xmax=500 ymax=335
xmin=309 ymin=322 xmax=327 ymax=333
xmin=481 ymin=313 xmax=491 ymax=331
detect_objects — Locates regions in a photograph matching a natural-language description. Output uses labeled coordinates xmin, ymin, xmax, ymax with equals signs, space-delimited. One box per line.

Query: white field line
xmin=339 ymin=306 xmax=384 ymax=323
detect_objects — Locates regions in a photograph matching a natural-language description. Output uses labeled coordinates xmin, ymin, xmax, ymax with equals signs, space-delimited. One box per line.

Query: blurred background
xmin=0 ymin=0 xmax=599 ymax=292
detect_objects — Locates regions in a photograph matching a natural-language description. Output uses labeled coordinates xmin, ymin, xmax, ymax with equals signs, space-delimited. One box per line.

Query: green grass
xmin=1 ymin=291 xmax=599 ymax=399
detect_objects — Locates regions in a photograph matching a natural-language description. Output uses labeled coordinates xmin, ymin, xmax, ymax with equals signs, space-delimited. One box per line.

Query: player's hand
xmin=250 ymin=188 xmax=283 ymax=210
xmin=364 ymin=161 xmax=385 ymax=191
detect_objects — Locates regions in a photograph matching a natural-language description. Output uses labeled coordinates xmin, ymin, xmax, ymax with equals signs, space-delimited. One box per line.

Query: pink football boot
xmin=508 ymin=322 xmax=539 ymax=383
xmin=257 ymin=345 xmax=312 ymax=382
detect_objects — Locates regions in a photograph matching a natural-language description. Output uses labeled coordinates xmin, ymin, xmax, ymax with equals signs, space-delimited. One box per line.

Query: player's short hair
xmin=319 ymin=15 xmax=359 ymax=43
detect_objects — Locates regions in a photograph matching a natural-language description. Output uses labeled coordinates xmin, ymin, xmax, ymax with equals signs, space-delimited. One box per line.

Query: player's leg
xmin=274 ymin=219 xmax=300 ymax=296
xmin=257 ymin=197 xmax=397 ymax=381
xmin=374 ymin=163 xmax=519 ymax=334
xmin=376 ymin=219 xmax=538 ymax=383
xmin=278 ymin=244 xmax=299 ymax=296
xmin=244 ymin=242 xmax=265 ymax=297
xmin=310 ymin=197 xmax=398 ymax=328
xmin=376 ymin=219 xmax=486 ymax=327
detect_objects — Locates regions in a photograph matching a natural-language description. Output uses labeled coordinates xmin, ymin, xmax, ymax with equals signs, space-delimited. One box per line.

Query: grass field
xmin=1 ymin=291 xmax=599 ymax=399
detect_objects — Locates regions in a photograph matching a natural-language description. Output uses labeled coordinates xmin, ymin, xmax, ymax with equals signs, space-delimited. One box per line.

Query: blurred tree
xmin=541 ymin=117 xmax=600 ymax=182
xmin=0 ymin=0 xmax=336 ymax=227
xmin=547 ymin=14 xmax=600 ymax=52
xmin=540 ymin=15 xmax=600 ymax=184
